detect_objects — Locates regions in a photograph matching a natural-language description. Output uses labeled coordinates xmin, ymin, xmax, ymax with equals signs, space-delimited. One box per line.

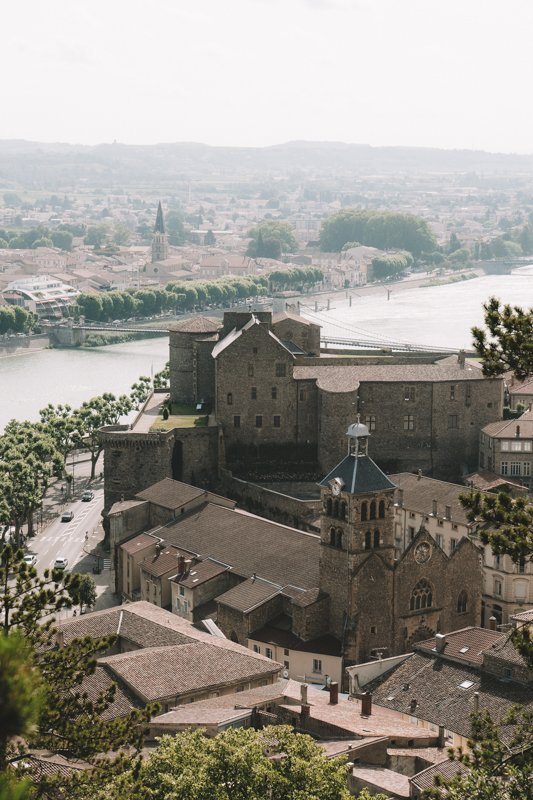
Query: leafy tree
xmin=319 ymin=209 xmax=437 ymax=257
xmin=166 ymin=210 xmax=186 ymax=246
xmin=76 ymin=293 xmax=104 ymax=322
xmin=69 ymin=573 xmax=97 ymax=613
xmin=79 ymin=725 xmax=351 ymax=800
xmin=0 ymin=632 xmax=43 ymax=771
xmin=84 ymin=226 xmax=108 ymax=249
xmin=247 ymin=221 xmax=298 ymax=256
xmin=3 ymin=193 xmax=21 ymax=207
xmin=204 ymin=229 xmax=216 ymax=246
xmin=50 ymin=230 xmax=73 ymax=251
xmin=153 ymin=363 xmax=170 ymax=389
xmin=424 ymin=707 xmax=532 ymax=800
xmin=112 ymin=224 xmax=130 ymax=246
xmin=39 ymin=404 xmax=81 ymax=474
xmin=0 ymin=307 xmax=16 ymax=335
xmin=30 ymin=237 xmax=54 ymax=249
xmin=471 ymin=297 xmax=532 ymax=381
xmin=76 ymin=393 xmax=132 ymax=478
xmin=130 ymin=377 xmax=152 ymax=409
xmin=448 ymin=232 xmax=462 ymax=253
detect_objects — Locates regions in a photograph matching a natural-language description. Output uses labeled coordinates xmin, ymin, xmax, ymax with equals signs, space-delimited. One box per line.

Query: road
xmin=29 ymin=488 xmax=105 ymax=576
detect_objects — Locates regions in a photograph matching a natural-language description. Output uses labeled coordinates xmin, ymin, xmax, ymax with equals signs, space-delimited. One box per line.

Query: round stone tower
xmin=169 ymin=316 xmax=222 ymax=407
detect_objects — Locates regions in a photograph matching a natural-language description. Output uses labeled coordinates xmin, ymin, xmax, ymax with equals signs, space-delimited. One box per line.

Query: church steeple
xmin=152 ymin=201 xmax=169 ymax=263
xmin=154 ymin=201 xmax=166 ymax=234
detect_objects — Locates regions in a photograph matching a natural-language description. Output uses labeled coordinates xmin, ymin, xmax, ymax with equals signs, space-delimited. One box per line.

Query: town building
xmin=151 ymin=201 xmax=169 ymax=263
xmin=349 ymin=623 xmax=532 ymax=752
xmin=390 ymin=471 xmax=532 ymax=628
xmin=478 ymin=408 xmax=533 ymax=492
xmin=2 ymin=274 xmax=79 ymax=319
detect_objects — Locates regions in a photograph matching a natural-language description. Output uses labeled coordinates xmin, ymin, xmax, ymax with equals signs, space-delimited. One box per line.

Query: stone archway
xmin=406 ymin=625 xmax=435 ymax=650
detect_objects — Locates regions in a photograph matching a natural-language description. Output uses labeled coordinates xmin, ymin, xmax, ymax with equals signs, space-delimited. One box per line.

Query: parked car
xmin=81 ymin=490 xmax=94 ymax=502
xmin=53 ymin=557 xmax=68 ymax=571
xmin=61 ymin=510 xmax=74 ymax=522
xmin=23 ymin=553 xmax=37 ymax=567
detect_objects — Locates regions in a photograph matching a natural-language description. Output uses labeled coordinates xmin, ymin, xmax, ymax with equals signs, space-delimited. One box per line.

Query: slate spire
xmin=154 ymin=201 xmax=165 ymax=234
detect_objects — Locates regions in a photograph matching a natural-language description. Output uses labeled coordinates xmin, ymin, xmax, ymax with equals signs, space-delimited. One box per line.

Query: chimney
xmin=516 ymin=425 xmax=520 ymax=438
xmin=329 ymin=682 xmax=339 ymax=705
xmin=397 ymin=488 xmax=404 ymax=508
xmin=417 ymin=469 xmax=422 ymax=481
xmin=300 ymin=703 xmax=310 ymax=723
xmin=432 ymin=499 xmax=437 ymax=516
xmin=488 ymin=616 xmax=497 ymax=631
xmin=458 ymin=350 xmax=466 ymax=369
xmin=300 ymin=683 xmax=308 ymax=705
xmin=410 ymin=698 xmax=418 ymax=712
xmin=437 ymin=725 xmax=445 ymax=748
xmin=56 ymin=629 xmax=64 ymax=648
xmin=435 ymin=633 xmax=446 ymax=653
xmin=177 ymin=555 xmax=186 ymax=574
xmin=473 ymin=692 xmax=480 ymax=713
xmin=360 ymin=692 xmax=372 ymax=717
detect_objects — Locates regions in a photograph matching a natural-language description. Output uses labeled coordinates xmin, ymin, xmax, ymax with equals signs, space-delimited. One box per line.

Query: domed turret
xmin=346 ymin=415 xmax=369 ymax=456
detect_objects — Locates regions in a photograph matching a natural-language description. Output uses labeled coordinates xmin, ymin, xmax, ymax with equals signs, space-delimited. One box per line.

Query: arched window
xmin=333 ymin=499 xmax=339 ymax=518
xmin=365 ymin=530 xmax=372 ymax=550
xmin=369 ymin=500 xmax=376 ymax=520
xmin=361 ymin=501 xmax=368 ymax=522
xmin=227 ymin=392 xmax=233 ymax=405
xmin=326 ymin=497 xmax=332 ymax=516
xmin=410 ymin=579 xmax=433 ymax=611
xmin=329 ymin=527 xmax=336 ymax=547
xmin=379 ymin=500 xmax=385 ymax=519
xmin=336 ymin=529 xmax=343 ymax=549
xmin=373 ymin=529 xmax=380 ymax=548
xmin=340 ymin=501 xmax=347 ymax=520
xmin=457 ymin=590 xmax=468 ymax=614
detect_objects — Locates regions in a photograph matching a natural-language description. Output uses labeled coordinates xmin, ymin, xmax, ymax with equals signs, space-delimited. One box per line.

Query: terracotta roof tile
xmin=136 ymin=478 xmax=205 ymax=509
xmin=168 ymin=316 xmax=221 ymax=333
xmin=415 ymin=627 xmax=503 ymax=666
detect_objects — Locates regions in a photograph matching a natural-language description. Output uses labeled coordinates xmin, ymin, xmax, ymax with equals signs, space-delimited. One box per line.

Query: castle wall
xmin=101 ymin=424 xmax=218 ymax=511
xmin=194 ymin=338 xmax=217 ymax=407
xmin=271 ymin=317 xmax=321 ymax=355
xmin=318 ymin=389 xmax=358 ymax=474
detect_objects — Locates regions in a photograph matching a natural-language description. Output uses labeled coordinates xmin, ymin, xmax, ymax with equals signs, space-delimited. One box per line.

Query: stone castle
xmin=102 ymin=308 xmax=503 ymax=511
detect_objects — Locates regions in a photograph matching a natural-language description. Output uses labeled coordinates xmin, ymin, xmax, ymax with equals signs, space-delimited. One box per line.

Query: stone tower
xmin=319 ymin=419 xmax=397 ymax=665
xmin=152 ymin=201 xmax=169 ymax=263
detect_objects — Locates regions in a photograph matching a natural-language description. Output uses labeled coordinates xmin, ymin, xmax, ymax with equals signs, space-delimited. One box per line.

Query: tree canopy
xmin=471 ymin=297 xmax=532 ymax=381
xmin=246 ymin=221 xmax=298 ymax=257
xmin=319 ymin=209 xmax=437 ymax=257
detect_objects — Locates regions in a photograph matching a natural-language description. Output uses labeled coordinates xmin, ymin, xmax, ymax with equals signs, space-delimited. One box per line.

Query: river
xmin=0 ymin=268 xmax=532 ymax=431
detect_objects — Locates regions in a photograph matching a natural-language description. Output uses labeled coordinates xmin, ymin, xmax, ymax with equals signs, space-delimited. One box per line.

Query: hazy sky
xmin=3 ymin=0 xmax=533 ymax=152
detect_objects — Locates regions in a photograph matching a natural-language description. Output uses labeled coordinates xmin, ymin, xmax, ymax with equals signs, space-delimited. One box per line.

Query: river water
xmin=0 ymin=268 xmax=532 ymax=431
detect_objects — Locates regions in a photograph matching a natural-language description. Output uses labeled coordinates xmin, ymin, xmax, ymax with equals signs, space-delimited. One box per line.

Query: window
xmin=361 ymin=501 xmax=368 ymax=521
xmin=450 ymin=538 xmax=457 ymax=552
xmin=312 ymin=658 xmax=322 ymax=673
xmin=365 ymin=530 xmax=372 ymax=550
xmin=501 ymin=440 xmax=510 ymax=452
xmin=275 ymin=363 xmax=286 ymax=377
xmin=253 ymin=347 xmax=258 ymax=354
xmin=457 ymin=590 xmax=468 ymax=613
xmin=233 ymin=415 xmax=241 ymax=428
xmin=403 ymin=414 xmax=414 ymax=431
xmin=253 ymin=644 xmax=260 ymax=653
xmin=408 ymin=526 xmax=415 ymax=541
xmin=326 ymin=497 xmax=332 ymax=516
xmin=494 ymin=578 xmax=502 ymax=597
xmin=410 ymin=579 xmax=433 ymax=611
xmin=273 ymin=415 xmax=281 ymax=428
xmin=465 ymin=385 xmax=471 ymax=406
xmin=524 ymin=462 xmax=531 ymax=477
xmin=251 ymin=387 xmax=257 ymax=400
xmin=265 ymin=648 xmax=273 ymax=659
xmin=284 ymin=660 xmax=290 ymax=669
xmin=179 ymin=586 xmax=185 ymax=597
xmin=436 ymin=534 xmax=444 ymax=549
xmin=378 ymin=499 xmax=385 ymax=518
xmin=518 ymin=558 xmax=526 ymax=574
xmin=450 ymin=385 xmax=456 ymax=401
xmin=445 ymin=505 xmax=451 ymax=520
xmin=247 ymin=364 xmax=254 ymax=377
xmin=227 ymin=392 xmax=233 ymax=405
xmin=299 ymin=389 xmax=306 ymax=401
xmin=373 ymin=529 xmax=380 ymax=548
xmin=255 ymin=415 xmax=263 ymax=428
xmin=271 ymin=386 xmax=277 ymax=400
xmin=369 ymin=500 xmax=376 ymax=519
xmin=370 ymin=625 xmax=377 ymax=634
xmin=366 ymin=414 xmax=376 ymax=432
xmin=448 ymin=414 xmax=459 ymax=429
xmin=501 ymin=461 xmax=508 ymax=476
xmin=284 ymin=649 xmax=289 ymax=656
xmin=510 ymin=462 xmax=521 ymax=476
xmin=514 ymin=580 xmax=527 ymax=600
xmin=494 ymin=554 xmax=501 ymax=569
xmin=340 ymin=501 xmax=347 ymax=520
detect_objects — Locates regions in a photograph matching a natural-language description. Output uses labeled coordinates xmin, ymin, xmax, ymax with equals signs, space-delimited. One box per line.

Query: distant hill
xmin=1 ymin=139 xmax=533 ymax=191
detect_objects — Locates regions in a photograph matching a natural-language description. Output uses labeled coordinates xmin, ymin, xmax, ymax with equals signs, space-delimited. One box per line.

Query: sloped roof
xmin=390 ymin=472 xmax=471 ymax=524
xmin=168 ymin=316 xmax=221 ymax=334
xmin=100 ymin=642 xmax=280 ymax=702
xmin=415 ymin=627 xmax=503 ymax=667
xmin=320 ymin=454 xmax=396 ymax=495
xmin=216 ymin=577 xmax=281 ymax=613
xmin=136 ymin=478 xmax=205 ymax=509
xmin=161 ymin=503 xmax=320 ymax=589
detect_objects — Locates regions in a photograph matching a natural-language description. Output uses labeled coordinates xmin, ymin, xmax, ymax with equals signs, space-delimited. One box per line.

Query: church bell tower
xmin=152 ymin=201 xmax=169 ymax=263
xmin=318 ymin=418 xmax=397 ymax=665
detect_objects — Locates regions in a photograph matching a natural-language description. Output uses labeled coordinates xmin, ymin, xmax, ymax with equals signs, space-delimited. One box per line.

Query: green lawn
xmin=151 ymin=412 xmax=208 ymax=431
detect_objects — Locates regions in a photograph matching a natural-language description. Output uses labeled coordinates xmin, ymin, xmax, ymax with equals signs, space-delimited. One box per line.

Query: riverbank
xmin=0 ymin=333 xmax=49 ymax=359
